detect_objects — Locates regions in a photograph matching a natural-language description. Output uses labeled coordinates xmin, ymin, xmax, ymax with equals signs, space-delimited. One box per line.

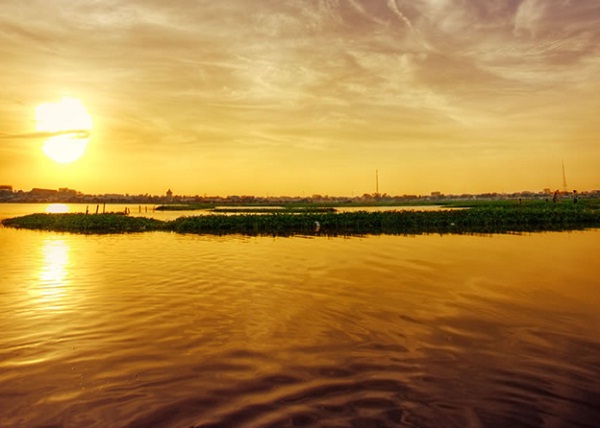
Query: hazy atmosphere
xmin=1 ymin=0 xmax=599 ymax=196
xmin=2 ymin=3 xmax=600 ymax=426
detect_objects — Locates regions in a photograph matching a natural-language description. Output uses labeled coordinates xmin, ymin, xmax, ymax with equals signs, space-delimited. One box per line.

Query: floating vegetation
xmin=155 ymin=204 xmax=336 ymax=213
xmin=210 ymin=207 xmax=336 ymax=214
xmin=154 ymin=204 xmax=213 ymax=211
xmin=1 ymin=213 xmax=165 ymax=234
xmin=2 ymin=204 xmax=599 ymax=236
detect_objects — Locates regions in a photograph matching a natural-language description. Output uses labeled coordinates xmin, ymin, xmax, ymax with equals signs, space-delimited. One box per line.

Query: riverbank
xmin=2 ymin=203 xmax=599 ymax=236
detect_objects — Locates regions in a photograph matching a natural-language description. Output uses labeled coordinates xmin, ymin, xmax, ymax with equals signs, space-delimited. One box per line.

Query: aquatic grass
xmin=210 ymin=207 xmax=336 ymax=213
xmin=155 ymin=203 xmax=215 ymax=211
xmin=1 ymin=213 xmax=165 ymax=234
xmin=2 ymin=204 xmax=600 ymax=236
xmin=168 ymin=213 xmax=324 ymax=236
xmin=155 ymin=204 xmax=336 ymax=213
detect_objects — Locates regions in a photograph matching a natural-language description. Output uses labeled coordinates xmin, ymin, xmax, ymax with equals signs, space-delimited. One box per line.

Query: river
xmin=0 ymin=204 xmax=599 ymax=427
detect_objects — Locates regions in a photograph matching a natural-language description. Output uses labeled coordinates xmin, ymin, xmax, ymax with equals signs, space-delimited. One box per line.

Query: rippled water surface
xmin=1 ymin=205 xmax=599 ymax=427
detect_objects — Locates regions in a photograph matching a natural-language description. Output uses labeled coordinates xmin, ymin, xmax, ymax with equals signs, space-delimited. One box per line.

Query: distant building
xmin=0 ymin=185 xmax=13 ymax=200
xmin=30 ymin=188 xmax=58 ymax=197
xmin=166 ymin=189 xmax=173 ymax=198
xmin=59 ymin=187 xmax=77 ymax=195
xmin=431 ymin=191 xmax=442 ymax=198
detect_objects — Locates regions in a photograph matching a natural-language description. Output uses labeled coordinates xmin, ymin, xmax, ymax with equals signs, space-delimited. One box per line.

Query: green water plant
xmin=2 ymin=204 xmax=599 ymax=236
xmin=1 ymin=213 xmax=165 ymax=234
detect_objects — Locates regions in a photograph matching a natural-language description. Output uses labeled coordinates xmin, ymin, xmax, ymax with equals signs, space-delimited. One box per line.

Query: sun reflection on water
xmin=45 ymin=203 xmax=70 ymax=214
xmin=36 ymin=238 xmax=70 ymax=311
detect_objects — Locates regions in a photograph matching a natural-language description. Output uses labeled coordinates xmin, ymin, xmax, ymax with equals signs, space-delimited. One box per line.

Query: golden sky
xmin=1 ymin=0 xmax=599 ymax=196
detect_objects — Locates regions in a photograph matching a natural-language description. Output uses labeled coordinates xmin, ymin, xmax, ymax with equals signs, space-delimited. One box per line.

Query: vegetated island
xmin=2 ymin=200 xmax=600 ymax=236
xmin=154 ymin=204 xmax=337 ymax=213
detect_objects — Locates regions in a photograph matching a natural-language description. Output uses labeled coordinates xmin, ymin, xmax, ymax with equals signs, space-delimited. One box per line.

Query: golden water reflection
xmin=0 ymin=228 xmax=598 ymax=427
xmin=35 ymin=237 xmax=70 ymax=311
xmin=45 ymin=203 xmax=70 ymax=214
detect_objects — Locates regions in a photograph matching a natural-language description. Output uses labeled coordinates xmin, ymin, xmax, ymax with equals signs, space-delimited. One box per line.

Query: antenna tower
xmin=562 ymin=162 xmax=567 ymax=193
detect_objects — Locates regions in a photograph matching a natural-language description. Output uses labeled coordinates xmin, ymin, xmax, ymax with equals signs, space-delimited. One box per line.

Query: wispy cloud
xmin=1 ymin=0 xmax=599 ymax=193
xmin=0 ymin=130 xmax=90 ymax=140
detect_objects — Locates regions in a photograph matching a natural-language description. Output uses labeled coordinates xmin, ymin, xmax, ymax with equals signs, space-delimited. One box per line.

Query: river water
xmin=1 ymin=204 xmax=599 ymax=427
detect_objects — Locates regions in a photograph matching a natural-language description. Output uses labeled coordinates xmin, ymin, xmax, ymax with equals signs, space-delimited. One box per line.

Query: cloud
xmin=514 ymin=0 xmax=545 ymax=36
xmin=386 ymin=0 xmax=416 ymax=32
xmin=0 ymin=130 xmax=90 ymax=140
xmin=1 ymin=0 xmax=599 ymax=193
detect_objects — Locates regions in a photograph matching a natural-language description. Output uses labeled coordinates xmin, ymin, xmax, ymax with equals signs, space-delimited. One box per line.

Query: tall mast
xmin=562 ymin=161 xmax=567 ymax=193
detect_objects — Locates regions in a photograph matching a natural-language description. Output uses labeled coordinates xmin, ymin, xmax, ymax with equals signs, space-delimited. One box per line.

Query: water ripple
xmin=1 ymin=230 xmax=599 ymax=427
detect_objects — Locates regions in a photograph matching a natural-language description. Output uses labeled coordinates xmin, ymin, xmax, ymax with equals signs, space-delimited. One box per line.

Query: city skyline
xmin=1 ymin=1 xmax=599 ymax=195
xmin=1 ymin=180 xmax=596 ymax=201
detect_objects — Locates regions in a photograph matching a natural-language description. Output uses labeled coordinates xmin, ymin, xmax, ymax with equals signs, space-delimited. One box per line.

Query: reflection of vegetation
xmin=3 ymin=203 xmax=600 ymax=236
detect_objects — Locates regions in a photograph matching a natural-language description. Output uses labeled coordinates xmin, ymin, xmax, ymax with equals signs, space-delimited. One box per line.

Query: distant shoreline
xmin=1 ymin=188 xmax=598 ymax=207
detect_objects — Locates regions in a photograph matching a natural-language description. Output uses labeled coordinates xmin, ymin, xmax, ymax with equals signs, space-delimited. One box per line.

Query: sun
xmin=36 ymin=97 xmax=93 ymax=163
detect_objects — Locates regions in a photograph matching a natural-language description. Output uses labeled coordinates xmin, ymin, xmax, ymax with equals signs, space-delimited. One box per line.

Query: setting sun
xmin=35 ymin=97 xmax=92 ymax=164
